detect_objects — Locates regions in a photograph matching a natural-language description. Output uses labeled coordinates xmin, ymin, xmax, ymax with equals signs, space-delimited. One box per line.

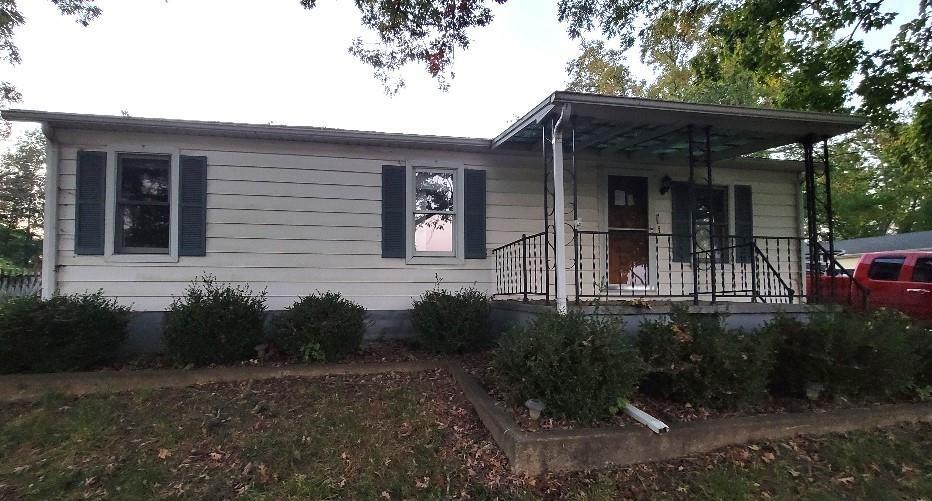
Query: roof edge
xmin=2 ymin=109 xmax=494 ymax=151
xmin=551 ymin=91 xmax=868 ymax=127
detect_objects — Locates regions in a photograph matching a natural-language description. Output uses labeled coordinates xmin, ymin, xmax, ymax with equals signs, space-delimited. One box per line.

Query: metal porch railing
xmin=807 ymin=241 xmax=870 ymax=309
xmin=492 ymin=231 xmax=803 ymax=304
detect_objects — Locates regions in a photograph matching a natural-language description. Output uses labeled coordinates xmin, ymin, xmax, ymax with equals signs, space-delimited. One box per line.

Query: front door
xmin=607 ymin=176 xmax=649 ymax=286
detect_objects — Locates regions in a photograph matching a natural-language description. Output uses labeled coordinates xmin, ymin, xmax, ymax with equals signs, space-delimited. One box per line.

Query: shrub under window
xmin=163 ymin=275 xmax=266 ymax=366
xmin=495 ymin=311 xmax=644 ymax=422
xmin=0 ymin=292 xmax=129 ymax=373
xmin=270 ymin=292 xmax=367 ymax=362
xmin=411 ymin=285 xmax=490 ymax=353
xmin=767 ymin=309 xmax=921 ymax=398
xmin=637 ymin=305 xmax=775 ymax=409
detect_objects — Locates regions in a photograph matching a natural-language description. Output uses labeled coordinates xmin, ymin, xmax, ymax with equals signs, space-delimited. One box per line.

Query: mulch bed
xmin=459 ymin=350 xmax=919 ymax=433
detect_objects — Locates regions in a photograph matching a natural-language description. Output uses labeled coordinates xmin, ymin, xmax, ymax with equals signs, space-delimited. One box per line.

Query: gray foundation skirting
xmin=491 ymin=300 xmax=826 ymax=335
xmin=122 ymin=309 xmax=416 ymax=354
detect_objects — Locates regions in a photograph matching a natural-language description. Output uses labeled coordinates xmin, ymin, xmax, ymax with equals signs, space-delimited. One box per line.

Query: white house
xmin=3 ymin=92 xmax=865 ymax=348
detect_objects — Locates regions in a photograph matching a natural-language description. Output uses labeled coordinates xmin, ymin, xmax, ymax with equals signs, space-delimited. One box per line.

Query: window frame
xmin=114 ymin=153 xmax=172 ymax=255
xmin=405 ymin=163 xmax=465 ymax=263
xmin=911 ymin=257 xmax=932 ymax=283
xmin=692 ymin=185 xmax=729 ymax=262
xmin=867 ymin=256 xmax=906 ymax=281
xmin=98 ymin=145 xmax=181 ymax=263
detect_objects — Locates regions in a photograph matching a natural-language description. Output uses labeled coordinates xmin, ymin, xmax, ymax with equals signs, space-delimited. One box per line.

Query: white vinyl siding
xmin=52 ymin=128 xmax=804 ymax=310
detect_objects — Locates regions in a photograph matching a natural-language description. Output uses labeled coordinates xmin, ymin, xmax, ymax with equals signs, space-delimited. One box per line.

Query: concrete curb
xmin=446 ymin=362 xmax=932 ymax=475
xmin=0 ymin=360 xmax=444 ymax=402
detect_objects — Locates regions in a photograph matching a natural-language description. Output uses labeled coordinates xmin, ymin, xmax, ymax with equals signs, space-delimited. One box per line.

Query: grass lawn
xmin=0 ymin=370 xmax=929 ymax=500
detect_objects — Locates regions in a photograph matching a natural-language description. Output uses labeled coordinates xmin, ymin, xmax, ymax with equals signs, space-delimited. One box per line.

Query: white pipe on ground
xmin=623 ymin=403 xmax=670 ymax=434
xmin=551 ymin=104 xmax=571 ymax=314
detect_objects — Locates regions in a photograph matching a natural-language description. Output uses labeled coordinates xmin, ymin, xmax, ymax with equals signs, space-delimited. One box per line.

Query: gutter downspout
xmin=40 ymin=123 xmax=58 ymax=299
xmin=552 ymin=104 xmax=571 ymax=313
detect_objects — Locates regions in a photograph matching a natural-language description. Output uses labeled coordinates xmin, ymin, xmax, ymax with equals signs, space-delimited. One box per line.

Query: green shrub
xmin=411 ymin=285 xmax=490 ymax=354
xmin=767 ymin=309 xmax=921 ymax=398
xmin=494 ymin=311 xmax=645 ymax=422
xmin=0 ymin=292 xmax=129 ymax=373
xmin=270 ymin=292 xmax=367 ymax=362
xmin=163 ymin=275 xmax=266 ymax=366
xmin=913 ymin=324 xmax=932 ymax=388
xmin=637 ymin=305 xmax=775 ymax=408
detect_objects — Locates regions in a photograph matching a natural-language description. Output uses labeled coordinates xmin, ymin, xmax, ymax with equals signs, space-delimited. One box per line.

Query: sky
xmin=0 ymin=0 xmax=920 ymax=147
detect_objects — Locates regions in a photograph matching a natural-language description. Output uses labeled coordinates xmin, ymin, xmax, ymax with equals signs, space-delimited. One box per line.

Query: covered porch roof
xmin=492 ymin=92 xmax=866 ymax=160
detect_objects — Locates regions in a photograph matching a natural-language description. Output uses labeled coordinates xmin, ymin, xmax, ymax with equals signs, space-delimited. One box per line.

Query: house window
xmin=693 ymin=187 xmax=728 ymax=260
xmin=413 ymin=169 xmax=456 ymax=255
xmin=115 ymin=153 xmax=171 ymax=254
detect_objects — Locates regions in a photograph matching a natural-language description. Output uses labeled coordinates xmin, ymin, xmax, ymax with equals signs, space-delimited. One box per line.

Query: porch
xmin=488 ymin=92 xmax=869 ymax=308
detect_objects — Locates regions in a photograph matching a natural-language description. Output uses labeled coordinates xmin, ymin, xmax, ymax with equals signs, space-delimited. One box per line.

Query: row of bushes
xmin=495 ymin=306 xmax=930 ymax=422
xmin=0 ymin=276 xmax=492 ymax=373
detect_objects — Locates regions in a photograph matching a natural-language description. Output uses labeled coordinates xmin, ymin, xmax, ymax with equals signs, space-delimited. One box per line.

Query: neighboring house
xmin=832 ymin=231 xmax=932 ymax=271
xmin=2 ymin=92 xmax=864 ymax=347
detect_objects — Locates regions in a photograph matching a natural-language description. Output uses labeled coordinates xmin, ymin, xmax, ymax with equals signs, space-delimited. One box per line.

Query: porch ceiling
xmin=492 ymin=92 xmax=867 ymax=161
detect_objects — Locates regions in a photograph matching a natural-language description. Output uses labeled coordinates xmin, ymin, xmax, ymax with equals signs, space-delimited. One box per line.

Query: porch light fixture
xmin=659 ymin=175 xmax=672 ymax=195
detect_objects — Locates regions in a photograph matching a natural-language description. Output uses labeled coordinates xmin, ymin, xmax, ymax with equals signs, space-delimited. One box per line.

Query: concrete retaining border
xmin=0 ymin=360 xmax=443 ymax=402
xmin=446 ymin=363 xmax=932 ymax=475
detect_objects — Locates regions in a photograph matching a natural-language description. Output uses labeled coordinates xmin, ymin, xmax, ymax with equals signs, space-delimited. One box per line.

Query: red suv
xmin=854 ymin=252 xmax=932 ymax=321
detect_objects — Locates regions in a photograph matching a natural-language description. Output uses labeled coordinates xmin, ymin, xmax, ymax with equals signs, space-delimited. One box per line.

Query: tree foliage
xmin=0 ymin=0 xmax=101 ymax=133
xmin=560 ymin=0 xmax=931 ymax=237
xmin=300 ymin=0 xmax=507 ymax=93
xmin=0 ymin=128 xmax=44 ymax=269
xmin=0 ymin=129 xmax=45 ymax=234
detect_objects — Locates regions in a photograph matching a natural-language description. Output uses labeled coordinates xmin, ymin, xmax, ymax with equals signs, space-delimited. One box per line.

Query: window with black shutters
xmin=115 ymin=153 xmax=171 ymax=254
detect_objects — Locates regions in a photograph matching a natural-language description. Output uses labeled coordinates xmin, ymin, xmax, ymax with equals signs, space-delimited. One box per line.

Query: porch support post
xmin=687 ymin=125 xmax=700 ymax=305
xmin=572 ymin=123 xmax=581 ymax=304
xmin=542 ymin=124 xmax=550 ymax=304
xmin=705 ymin=126 xmax=716 ymax=303
xmin=552 ymin=103 xmax=571 ymax=313
xmin=801 ymin=136 xmax=820 ymax=302
xmin=821 ymin=139 xmax=836 ymax=264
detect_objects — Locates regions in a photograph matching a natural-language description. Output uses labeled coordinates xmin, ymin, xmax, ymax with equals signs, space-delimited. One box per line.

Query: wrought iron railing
xmin=492 ymin=230 xmax=802 ymax=303
xmin=491 ymin=231 xmax=550 ymax=302
xmin=571 ymin=231 xmax=799 ymax=303
xmin=807 ymin=241 xmax=869 ymax=309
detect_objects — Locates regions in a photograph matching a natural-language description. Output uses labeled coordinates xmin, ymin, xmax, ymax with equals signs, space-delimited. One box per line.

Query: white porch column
xmin=551 ymin=104 xmax=571 ymax=313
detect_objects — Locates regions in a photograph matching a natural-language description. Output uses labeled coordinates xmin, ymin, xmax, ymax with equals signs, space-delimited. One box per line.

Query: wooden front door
xmin=608 ymin=176 xmax=649 ymax=286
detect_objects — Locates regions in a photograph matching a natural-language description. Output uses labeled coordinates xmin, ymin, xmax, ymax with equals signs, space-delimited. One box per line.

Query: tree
xmin=0 ymin=1 xmax=101 ymax=134
xmin=557 ymin=1 xmax=930 ymax=121
xmin=558 ymin=1 xmax=931 ymax=238
xmin=0 ymin=129 xmax=44 ymax=234
xmin=300 ymin=0 xmax=507 ymax=93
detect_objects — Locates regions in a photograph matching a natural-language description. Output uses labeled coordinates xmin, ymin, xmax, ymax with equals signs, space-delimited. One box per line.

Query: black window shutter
xmin=75 ymin=150 xmax=107 ymax=255
xmin=670 ymin=182 xmax=691 ymax=262
xmin=734 ymin=185 xmax=754 ymax=263
xmin=464 ymin=169 xmax=487 ymax=259
xmin=381 ymin=165 xmax=406 ymax=258
xmin=178 ymin=156 xmax=208 ymax=256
